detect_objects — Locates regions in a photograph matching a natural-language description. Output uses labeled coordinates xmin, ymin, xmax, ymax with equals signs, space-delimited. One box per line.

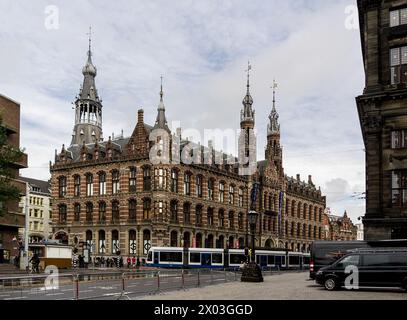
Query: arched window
xmin=170 ymin=230 xmax=178 ymax=247
xmin=207 ymin=234 xmax=214 ymax=248
xmin=291 ymin=222 xmax=295 ymax=236
xmin=143 ymin=167 xmax=151 ymax=191
xmin=58 ymin=176 xmax=67 ymax=198
xmin=171 ymin=169 xmax=178 ymax=193
xmin=86 ymin=202 xmax=93 ymax=222
xmin=112 ymin=230 xmax=119 ymax=254
xmin=308 ymin=224 xmax=312 ymax=238
xmin=156 ymin=168 xmax=167 ymax=190
xmin=86 ymin=230 xmax=93 ymax=253
xmin=238 ymin=237 xmax=245 ymax=249
xmin=129 ymin=230 xmax=136 ymax=255
xmin=228 ymin=236 xmax=234 ymax=249
xmin=196 ymin=205 xmax=203 ymax=225
xmin=128 ymin=199 xmax=136 ymax=221
xmin=229 ymin=185 xmax=235 ymax=205
xmin=74 ymin=175 xmax=80 ymax=197
xmin=219 ymin=182 xmax=225 ymax=203
xmin=217 ymin=235 xmax=225 ymax=249
xmin=208 ymin=178 xmax=214 ymax=201
xmin=74 ymin=203 xmax=80 ymax=222
xmin=238 ymin=212 xmax=243 ymax=230
xmin=112 ymin=170 xmax=120 ymax=194
xmin=86 ymin=173 xmax=93 ymax=196
xmin=314 ymin=226 xmax=317 ymax=239
xmin=195 ymin=233 xmax=203 ymax=248
xmin=59 ymin=204 xmax=67 ymax=223
xmin=98 ymin=201 xmax=106 ymax=222
xmin=303 ymin=224 xmax=307 ymax=238
xmin=170 ymin=200 xmax=178 ymax=223
xmin=143 ymin=199 xmax=151 ymax=220
xmin=228 ymin=211 xmax=234 ymax=229
xmin=238 ymin=187 xmax=244 ymax=207
xmin=218 ymin=209 xmax=225 ymax=227
xmin=314 ymin=207 xmax=318 ymax=221
xmin=297 ymin=202 xmax=301 ymax=218
xmin=143 ymin=230 xmax=151 ymax=255
xmin=291 ymin=200 xmax=296 ymax=217
xmin=303 ymin=203 xmax=307 ymax=219
xmin=112 ymin=200 xmax=120 ymax=222
xmin=99 ymin=172 xmax=106 ymax=195
xmin=183 ymin=202 xmax=191 ymax=224
xmin=183 ymin=232 xmax=191 ymax=248
xmin=207 ymin=207 xmax=214 ymax=226
xmin=98 ymin=230 xmax=106 ymax=254
xmin=269 ymin=195 xmax=272 ymax=211
xmin=129 ymin=167 xmax=137 ymax=192
xmin=297 ymin=223 xmax=301 ymax=237
xmin=319 ymin=208 xmax=322 ymax=222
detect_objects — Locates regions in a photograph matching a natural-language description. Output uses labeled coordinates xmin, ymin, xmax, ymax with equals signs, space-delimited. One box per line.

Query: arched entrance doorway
xmin=55 ymin=231 xmax=68 ymax=245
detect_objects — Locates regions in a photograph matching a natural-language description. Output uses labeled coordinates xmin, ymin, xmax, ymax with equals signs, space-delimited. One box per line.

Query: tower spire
xmin=267 ymin=79 xmax=280 ymax=136
xmin=154 ymin=75 xmax=170 ymax=132
xmin=241 ymin=61 xmax=255 ymax=128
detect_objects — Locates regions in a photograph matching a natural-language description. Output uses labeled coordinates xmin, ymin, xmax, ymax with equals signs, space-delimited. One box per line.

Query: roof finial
xmin=86 ymin=26 xmax=92 ymax=54
xmin=245 ymin=61 xmax=252 ymax=93
xmin=272 ymin=79 xmax=278 ymax=110
xmin=160 ymin=75 xmax=164 ymax=102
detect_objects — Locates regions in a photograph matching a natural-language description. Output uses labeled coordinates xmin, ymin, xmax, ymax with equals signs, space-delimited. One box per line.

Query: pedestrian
xmin=131 ymin=256 xmax=136 ymax=269
xmin=127 ymin=256 xmax=131 ymax=268
xmin=119 ymin=256 xmax=123 ymax=268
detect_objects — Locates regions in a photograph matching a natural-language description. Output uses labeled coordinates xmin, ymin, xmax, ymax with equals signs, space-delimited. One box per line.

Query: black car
xmin=315 ymin=248 xmax=407 ymax=291
xmin=310 ymin=239 xmax=407 ymax=279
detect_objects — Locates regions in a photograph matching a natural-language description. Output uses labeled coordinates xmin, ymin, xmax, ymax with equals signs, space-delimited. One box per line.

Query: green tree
xmin=0 ymin=116 xmax=24 ymax=216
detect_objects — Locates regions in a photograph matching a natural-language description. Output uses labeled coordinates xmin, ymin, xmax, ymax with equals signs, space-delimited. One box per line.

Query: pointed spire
xmin=154 ymin=75 xmax=170 ymax=132
xmin=240 ymin=61 xmax=255 ymax=127
xmin=267 ymin=79 xmax=280 ymax=136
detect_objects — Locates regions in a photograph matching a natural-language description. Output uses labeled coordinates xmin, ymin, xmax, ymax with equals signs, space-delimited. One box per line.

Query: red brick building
xmin=0 ymin=94 xmax=28 ymax=263
xmin=323 ymin=210 xmax=357 ymax=241
xmin=51 ymin=44 xmax=326 ymax=258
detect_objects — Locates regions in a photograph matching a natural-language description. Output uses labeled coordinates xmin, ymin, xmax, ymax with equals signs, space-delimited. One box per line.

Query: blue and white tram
xmin=146 ymin=247 xmax=310 ymax=270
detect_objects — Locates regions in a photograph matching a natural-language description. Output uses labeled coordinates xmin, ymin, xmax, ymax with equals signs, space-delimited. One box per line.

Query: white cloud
xmin=0 ymin=0 xmax=365 ymax=222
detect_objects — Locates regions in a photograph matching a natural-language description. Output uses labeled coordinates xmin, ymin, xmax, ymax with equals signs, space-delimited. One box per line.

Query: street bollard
xmin=157 ymin=271 xmax=160 ymax=292
xmin=197 ymin=270 xmax=200 ymax=287
xmin=74 ymin=274 xmax=79 ymax=300
xmin=121 ymin=273 xmax=125 ymax=292
xmin=210 ymin=269 xmax=213 ymax=284
xmin=225 ymin=270 xmax=227 ymax=282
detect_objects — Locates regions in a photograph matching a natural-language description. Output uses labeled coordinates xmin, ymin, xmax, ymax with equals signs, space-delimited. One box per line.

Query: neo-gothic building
xmin=50 ymin=42 xmax=326 ymax=258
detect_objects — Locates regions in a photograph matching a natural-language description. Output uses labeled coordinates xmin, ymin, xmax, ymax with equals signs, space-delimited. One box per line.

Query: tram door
xmin=154 ymin=252 xmax=159 ymax=264
xmin=201 ymin=253 xmax=211 ymax=267
xmin=260 ymin=255 xmax=267 ymax=267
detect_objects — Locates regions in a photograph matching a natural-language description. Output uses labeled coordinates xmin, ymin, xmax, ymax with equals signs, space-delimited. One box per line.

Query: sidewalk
xmin=141 ymin=272 xmax=407 ymax=300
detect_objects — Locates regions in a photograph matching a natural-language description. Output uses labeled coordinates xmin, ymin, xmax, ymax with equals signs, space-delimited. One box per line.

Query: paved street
xmin=142 ymin=271 xmax=407 ymax=300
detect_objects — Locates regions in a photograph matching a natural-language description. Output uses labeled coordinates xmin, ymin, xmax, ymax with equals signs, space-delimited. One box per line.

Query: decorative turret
xmin=240 ymin=61 xmax=255 ymax=130
xmin=70 ymin=27 xmax=103 ymax=146
xmin=267 ymin=80 xmax=280 ymax=136
xmin=153 ymin=76 xmax=170 ymax=133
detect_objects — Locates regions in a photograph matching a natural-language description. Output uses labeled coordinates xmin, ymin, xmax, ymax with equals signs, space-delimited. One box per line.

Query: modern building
xmin=0 ymin=94 xmax=28 ymax=263
xmin=357 ymin=0 xmax=407 ymax=239
xmin=18 ymin=177 xmax=52 ymax=244
xmin=323 ymin=211 xmax=358 ymax=241
xmin=50 ymin=40 xmax=326 ymax=259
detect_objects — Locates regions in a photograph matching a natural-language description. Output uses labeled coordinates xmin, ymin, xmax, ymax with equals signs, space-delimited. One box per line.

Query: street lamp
xmin=241 ymin=208 xmax=263 ymax=282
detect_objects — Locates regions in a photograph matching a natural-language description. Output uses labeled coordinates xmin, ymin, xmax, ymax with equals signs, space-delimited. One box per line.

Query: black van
xmin=315 ymin=249 xmax=407 ymax=291
xmin=309 ymin=239 xmax=407 ymax=279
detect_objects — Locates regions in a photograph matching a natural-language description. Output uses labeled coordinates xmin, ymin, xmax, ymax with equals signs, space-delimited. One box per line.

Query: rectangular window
xmin=171 ymin=170 xmax=178 ymax=193
xmin=392 ymin=170 xmax=407 ymax=207
xmin=229 ymin=186 xmax=234 ymax=205
xmin=219 ymin=182 xmax=224 ymax=203
xmin=112 ymin=171 xmax=120 ymax=194
xmin=159 ymin=251 xmax=183 ymax=263
xmin=74 ymin=176 xmax=81 ymax=197
xmin=143 ymin=168 xmax=151 ymax=191
xmin=184 ymin=173 xmax=191 ymax=196
xmin=238 ymin=188 xmax=244 ymax=207
xmin=129 ymin=167 xmax=137 ymax=192
xmin=390 ymin=8 xmax=407 ymax=27
xmin=59 ymin=177 xmax=67 ymax=198
xmin=190 ymin=253 xmax=201 ymax=264
xmin=212 ymin=253 xmax=223 ymax=264
xmin=86 ymin=174 xmax=93 ymax=196
xmin=391 ymin=130 xmax=407 ymax=149
xmin=99 ymin=173 xmax=106 ymax=195
xmin=157 ymin=168 xmax=166 ymax=190
xmin=390 ymin=46 xmax=407 ymax=84
xmin=196 ymin=175 xmax=203 ymax=198
xmin=208 ymin=179 xmax=214 ymax=200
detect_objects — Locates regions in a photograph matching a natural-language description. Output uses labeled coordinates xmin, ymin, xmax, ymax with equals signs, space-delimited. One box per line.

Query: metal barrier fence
xmin=0 ymin=269 xmax=240 ymax=300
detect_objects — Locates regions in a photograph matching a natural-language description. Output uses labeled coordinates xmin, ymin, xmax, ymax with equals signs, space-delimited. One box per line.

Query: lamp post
xmin=20 ymin=182 xmax=31 ymax=271
xmin=241 ymin=182 xmax=263 ymax=282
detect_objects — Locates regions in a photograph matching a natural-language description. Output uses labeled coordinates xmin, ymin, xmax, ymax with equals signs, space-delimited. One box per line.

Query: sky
xmin=0 ymin=0 xmax=365 ymax=224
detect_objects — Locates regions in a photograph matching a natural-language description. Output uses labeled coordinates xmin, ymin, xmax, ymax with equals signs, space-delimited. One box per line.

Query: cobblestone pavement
xmin=141 ymin=271 xmax=407 ymax=300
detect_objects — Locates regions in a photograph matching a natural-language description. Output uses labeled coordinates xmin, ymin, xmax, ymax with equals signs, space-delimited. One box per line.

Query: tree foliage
xmin=0 ymin=116 xmax=24 ymax=215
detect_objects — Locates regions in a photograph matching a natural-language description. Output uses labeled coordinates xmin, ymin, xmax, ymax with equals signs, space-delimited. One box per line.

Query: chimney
xmin=138 ymin=109 xmax=144 ymax=124
xmin=308 ymin=175 xmax=313 ymax=184
xmin=296 ymin=174 xmax=300 ymax=181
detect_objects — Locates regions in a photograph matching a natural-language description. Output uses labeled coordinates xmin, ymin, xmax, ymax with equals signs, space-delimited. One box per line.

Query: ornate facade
xmin=323 ymin=211 xmax=357 ymax=241
xmin=50 ymin=42 xmax=326 ymax=258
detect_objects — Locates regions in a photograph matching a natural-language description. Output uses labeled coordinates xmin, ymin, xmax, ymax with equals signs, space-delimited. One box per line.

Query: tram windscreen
xmin=212 ymin=253 xmax=222 ymax=264
xmin=159 ymin=251 xmax=182 ymax=263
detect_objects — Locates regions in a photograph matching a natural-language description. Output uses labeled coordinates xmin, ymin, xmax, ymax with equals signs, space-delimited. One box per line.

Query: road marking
xmin=61 ymin=289 xmax=73 ymax=292
xmin=5 ymin=297 xmax=27 ymax=300
xmin=0 ymin=294 xmax=10 ymax=298
xmin=79 ymin=290 xmax=93 ymax=293
xmin=46 ymin=292 xmax=65 ymax=296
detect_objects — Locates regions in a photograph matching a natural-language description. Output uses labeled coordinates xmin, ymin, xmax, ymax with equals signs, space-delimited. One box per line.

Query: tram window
xmin=281 ymin=256 xmax=286 ymax=265
xmin=190 ymin=253 xmax=201 ymax=263
xmin=230 ymin=254 xmax=246 ymax=264
xmin=289 ymin=256 xmax=300 ymax=265
xmin=147 ymin=251 xmax=152 ymax=262
xmin=212 ymin=253 xmax=223 ymax=264
xmin=303 ymin=257 xmax=310 ymax=264
xmin=267 ymin=255 xmax=275 ymax=265
xmin=159 ymin=251 xmax=182 ymax=262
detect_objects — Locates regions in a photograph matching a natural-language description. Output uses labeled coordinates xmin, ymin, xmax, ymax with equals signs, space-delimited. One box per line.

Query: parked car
xmin=315 ymin=248 xmax=407 ymax=291
xmin=309 ymin=239 xmax=407 ymax=279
